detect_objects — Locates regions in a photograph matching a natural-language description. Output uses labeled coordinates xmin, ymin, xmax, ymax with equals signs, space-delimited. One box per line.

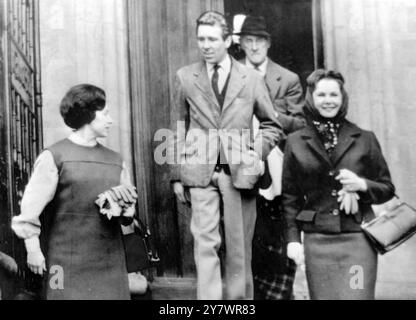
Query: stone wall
xmin=322 ymin=0 xmax=416 ymax=298
xmin=39 ymin=0 xmax=133 ymax=169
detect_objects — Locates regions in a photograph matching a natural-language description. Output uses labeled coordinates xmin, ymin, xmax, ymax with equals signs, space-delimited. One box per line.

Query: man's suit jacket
xmin=240 ymin=59 xmax=305 ymax=135
xmin=170 ymin=57 xmax=282 ymax=189
xmin=264 ymin=60 xmax=305 ymax=134
xmin=282 ymin=120 xmax=395 ymax=243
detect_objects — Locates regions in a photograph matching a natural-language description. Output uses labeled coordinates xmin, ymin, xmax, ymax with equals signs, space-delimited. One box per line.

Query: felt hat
xmin=234 ymin=16 xmax=270 ymax=38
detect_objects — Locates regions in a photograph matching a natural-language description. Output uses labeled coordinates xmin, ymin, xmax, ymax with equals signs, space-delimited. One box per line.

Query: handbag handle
xmin=393 ymin=194 xmax=416 ymax=210
xmin=394 ymin=194 xmax=403 ymax=205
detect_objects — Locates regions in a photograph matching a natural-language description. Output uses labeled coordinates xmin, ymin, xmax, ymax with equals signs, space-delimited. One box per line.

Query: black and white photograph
xmin=0 ymin=0 xmax=416 ymax=305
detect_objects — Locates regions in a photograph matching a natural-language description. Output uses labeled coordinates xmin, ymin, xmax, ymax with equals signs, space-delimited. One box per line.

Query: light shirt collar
xmin=245 ymin=57 xmax=268 ymax=77
xmin=206 ymin=54 xmax=232 ymax=78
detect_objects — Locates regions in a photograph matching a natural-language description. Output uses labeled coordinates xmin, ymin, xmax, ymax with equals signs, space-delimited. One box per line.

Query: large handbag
xmin=361 ymin=198 xmax=416 ymax=254
xmin=123 ymin=218 xmax=160 ymax=273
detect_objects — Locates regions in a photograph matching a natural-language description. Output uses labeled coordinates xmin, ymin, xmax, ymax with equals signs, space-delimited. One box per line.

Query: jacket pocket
xmin=295 ymin=210 xmax=317 ymax=222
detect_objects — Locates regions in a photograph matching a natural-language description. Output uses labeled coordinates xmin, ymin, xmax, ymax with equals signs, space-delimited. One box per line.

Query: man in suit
xmin=236 ymin=15 xmax=305 ymax=300
xmin=170 ymin=11 xmax=282 ymax=300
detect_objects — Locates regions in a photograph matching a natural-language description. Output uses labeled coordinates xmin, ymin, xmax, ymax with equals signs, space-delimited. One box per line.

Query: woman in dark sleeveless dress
xmin=12 ymin=84 xmax=138 ymax=300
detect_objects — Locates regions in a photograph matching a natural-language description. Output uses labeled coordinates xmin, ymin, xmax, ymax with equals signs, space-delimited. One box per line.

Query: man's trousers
xmin=189 ymin=170 xmax=257 ymax=300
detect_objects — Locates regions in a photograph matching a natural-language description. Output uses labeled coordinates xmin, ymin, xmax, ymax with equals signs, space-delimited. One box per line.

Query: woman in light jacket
xmin=12 ymin=84 xmax=138 ymax=300
xmin=282 ymin=69 xmax=395 ymax=299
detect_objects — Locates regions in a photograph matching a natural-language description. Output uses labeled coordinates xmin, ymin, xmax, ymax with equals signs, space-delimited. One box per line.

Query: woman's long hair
xmin=303 ymin=69 xmax=349 ymax=123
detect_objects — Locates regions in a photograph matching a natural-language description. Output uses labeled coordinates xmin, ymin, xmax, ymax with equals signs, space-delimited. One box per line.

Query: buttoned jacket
xmin=282 ymin=120 xmax=395 ymax=243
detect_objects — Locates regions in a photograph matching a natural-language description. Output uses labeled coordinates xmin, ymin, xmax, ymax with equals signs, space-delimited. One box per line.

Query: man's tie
xmin=254 ymin=65 xmax=264 ymax=77
xmin=254 ymin=64 xmax=271 ymax=94
xmin=211 ymin=64 xmax=229 ymax=171
xmin=211 ymin=64 xmax=222 ymax=107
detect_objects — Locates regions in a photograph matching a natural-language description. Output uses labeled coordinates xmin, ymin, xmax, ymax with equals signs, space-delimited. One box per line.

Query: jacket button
xmin=331 ymin=190 xmax=338 ymax=197
xmin=332 ymin=209 xmax=340 ymax=216
xmin=329 ymin=170 xmax=335 ymax=177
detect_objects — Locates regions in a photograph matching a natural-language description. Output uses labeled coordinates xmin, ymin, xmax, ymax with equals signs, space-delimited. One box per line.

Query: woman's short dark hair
xmin=60 ymin=84 xmax=106 ymax=130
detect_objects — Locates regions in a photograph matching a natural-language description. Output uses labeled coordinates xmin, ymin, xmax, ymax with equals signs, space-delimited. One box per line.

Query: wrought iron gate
xmin=0 ymin=0 xmax=42 ymax=299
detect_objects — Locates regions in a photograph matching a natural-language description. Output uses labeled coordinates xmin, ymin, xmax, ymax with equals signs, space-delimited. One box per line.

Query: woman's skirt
xmin=304 ymin=232 xmax=377 ymax=300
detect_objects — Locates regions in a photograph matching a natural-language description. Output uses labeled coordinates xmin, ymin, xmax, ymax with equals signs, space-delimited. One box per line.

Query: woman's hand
xmin=287 ymin=242 xmax=305 ymax=266
xmin=27 ymin=250 xmax=46 ymax=276
xmin=336 ymin=169 xmax=368 ymax=192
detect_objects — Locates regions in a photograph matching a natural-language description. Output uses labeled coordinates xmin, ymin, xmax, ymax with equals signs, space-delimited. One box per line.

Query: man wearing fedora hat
xmin=236 ymin=15 xmax=305 ymax=300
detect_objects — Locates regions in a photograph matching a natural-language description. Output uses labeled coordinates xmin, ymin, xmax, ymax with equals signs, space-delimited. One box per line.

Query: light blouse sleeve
xmin=120 ymin=161 xmax=136 ymax=219
xmin=120 ymin=161 xmax=134 ymax=186
xmin=11 ymin=150 xmax=58 ymax=250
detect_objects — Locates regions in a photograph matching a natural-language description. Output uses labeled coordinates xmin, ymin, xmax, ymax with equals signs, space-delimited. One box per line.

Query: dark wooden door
xmin=0 ymin=0 xmax=42 ymax=299
xmin=224 ymin=0 xmax=322 ymax=89
xmin=127 ymin=0 xmax=224 ymax=278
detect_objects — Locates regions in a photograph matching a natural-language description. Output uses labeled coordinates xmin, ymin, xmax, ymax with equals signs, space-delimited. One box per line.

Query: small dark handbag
xmin=361 ymin=199 xmax=416 ymax=254
xmin=123 ymin=219 xmax=160 ymax=273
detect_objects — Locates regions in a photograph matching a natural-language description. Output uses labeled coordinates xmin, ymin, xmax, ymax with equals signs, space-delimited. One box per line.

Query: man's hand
xmin=173 ymin=182 xmax=188 ymax=204
xmin=27 ymin=251 xmax=46 ymax=276
xmin=287 ymin=242 xmax=305 ymax=266
xmin=244 ymin=150 xmax=265 ymax=176
xmin=336 ymin=169 xmax=367 ymax=192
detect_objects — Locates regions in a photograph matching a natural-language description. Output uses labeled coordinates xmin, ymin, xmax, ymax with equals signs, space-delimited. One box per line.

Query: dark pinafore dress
xmin=42 ymin=139 xmax=130 ymax=300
